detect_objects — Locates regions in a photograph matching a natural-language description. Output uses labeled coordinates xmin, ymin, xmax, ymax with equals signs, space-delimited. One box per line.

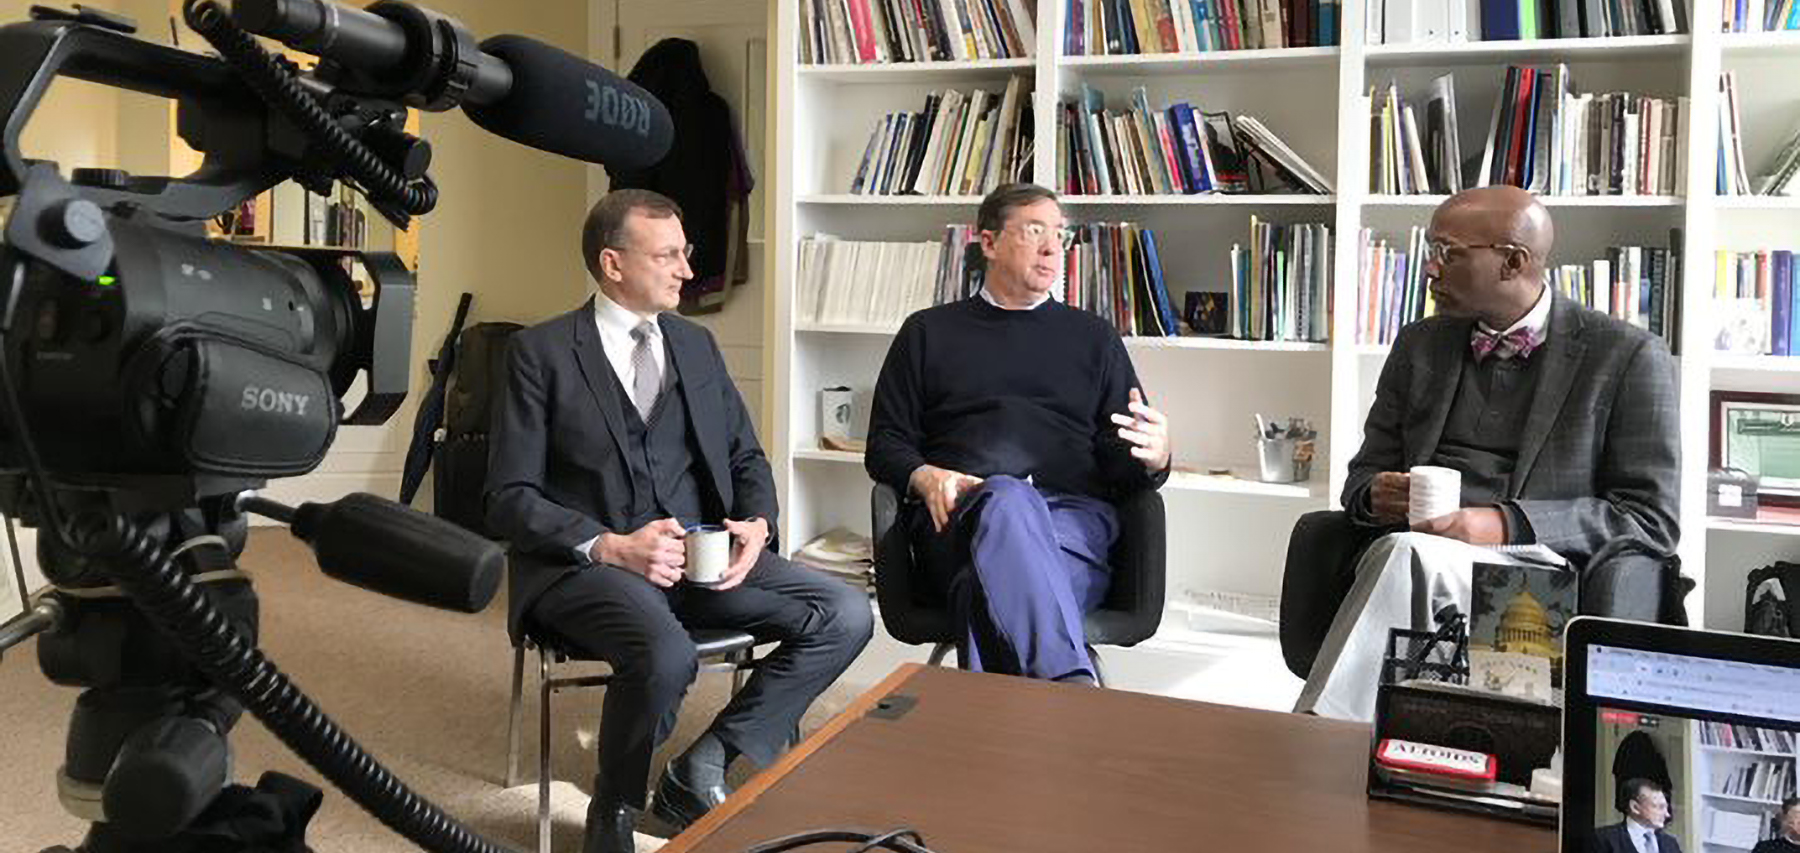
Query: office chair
xmin=870 ymin=482 xmax=1166 ymax=686
xmin=504 ymin=626 xmax=763 ymax=853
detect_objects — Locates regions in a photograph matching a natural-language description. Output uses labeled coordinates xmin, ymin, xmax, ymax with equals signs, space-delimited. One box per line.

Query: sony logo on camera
xmin=582 ymin=78 xmax=653 ymax=137
xmin=240 ymin=385 xmax=313 ymax=416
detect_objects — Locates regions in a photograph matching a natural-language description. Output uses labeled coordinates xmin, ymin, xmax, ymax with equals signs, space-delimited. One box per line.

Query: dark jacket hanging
xmin=607 ymin=38 xmax=754 ymax=315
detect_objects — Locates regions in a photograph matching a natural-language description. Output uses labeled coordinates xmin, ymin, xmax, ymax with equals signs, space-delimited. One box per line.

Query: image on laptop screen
xmin=1581 ymin=643 xmax=1800 ymax=853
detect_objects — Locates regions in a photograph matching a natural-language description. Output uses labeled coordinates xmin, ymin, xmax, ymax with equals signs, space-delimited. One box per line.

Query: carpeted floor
xmin=0 ymin=529 xmax=890 ymax=853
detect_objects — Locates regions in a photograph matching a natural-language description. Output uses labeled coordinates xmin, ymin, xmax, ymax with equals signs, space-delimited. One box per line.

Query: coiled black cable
xmin=87 ymin=518 xmax=512 ymax=853
xmin=182 ymin=0 xmax=437 ymax=221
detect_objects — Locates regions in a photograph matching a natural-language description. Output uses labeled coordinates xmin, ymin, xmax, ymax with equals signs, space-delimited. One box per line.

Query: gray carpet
xmin=0 ymin=529 xmax=885 ymax=852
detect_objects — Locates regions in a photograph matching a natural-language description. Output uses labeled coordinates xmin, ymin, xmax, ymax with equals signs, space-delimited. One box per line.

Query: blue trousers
xmin=911 ymin=475 xmax=1118 ymax=680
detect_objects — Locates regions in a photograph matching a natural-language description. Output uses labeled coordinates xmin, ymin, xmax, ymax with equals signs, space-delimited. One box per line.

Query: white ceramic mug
xmin=684 ymin=525 xmax=731 ymax=585
xmin=1408 ymin=465 xmax=1462 ymax=525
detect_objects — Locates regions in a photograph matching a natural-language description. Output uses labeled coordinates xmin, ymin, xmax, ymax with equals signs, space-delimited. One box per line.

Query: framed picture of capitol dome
xmin=1467 ymin=563 xmax=1580 ymax=701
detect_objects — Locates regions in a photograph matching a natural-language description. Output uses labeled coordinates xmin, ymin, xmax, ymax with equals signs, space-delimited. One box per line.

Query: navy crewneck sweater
xmin=866 ymin=297 xmax=1166 ymax=500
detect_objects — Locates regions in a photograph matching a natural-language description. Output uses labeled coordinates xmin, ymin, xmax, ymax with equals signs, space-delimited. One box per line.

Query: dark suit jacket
xmin=1343 ymin=291 xmax=1680 ymax=565
xmin=485 ymin=300 xmax=777 ymax=642
xmin=1591 ymin=821 xmax=1684 ymax=853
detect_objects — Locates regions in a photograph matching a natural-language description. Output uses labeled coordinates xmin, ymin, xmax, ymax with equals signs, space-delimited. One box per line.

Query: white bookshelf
xmin=773 ymin=0 xmax=1800 ymax=635
xmin=1695 ymin=721 xmax=1798 ymax=852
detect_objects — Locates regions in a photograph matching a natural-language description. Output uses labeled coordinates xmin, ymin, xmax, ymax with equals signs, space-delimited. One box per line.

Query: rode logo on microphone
xmin=584 ymin=79 xmax=653 ymax=137
xmin=241 ymin=386 xmax=312 ymax=417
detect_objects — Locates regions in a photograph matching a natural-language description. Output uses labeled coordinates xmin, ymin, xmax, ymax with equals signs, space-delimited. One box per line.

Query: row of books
xmin=797 ymin=235 xmax=954 ymax=326
xmin=1474 ymin=64 xmax=1686 ymax=197
xmin=1368 ymin=0 xmax=1687 ymax=43
xmin=1700 ymin=722 xmax=1799 ymax=753
xmin=1354 ymin=227 xmax=1680 ymax=345
xmin=1701 ymin=806 xmax=1779 ymax=851
xmin=1714 ymin=249 xmax=1800 ymax=356
xmin=1231 ymin=217 xmax=1332 ymax=342
xmin=1371 ymin=75 xmax=1466 ymax=195
xmin=1062 ymin=0 xmax=1341 ymax=55
xmin=1719 ymin=72 xmax=1800 ymax=197
xmin=848 ymin=79 xmax=1033 ymax=196
xmin=800 ymin=0 xmax=1037 ymax=65
xmin=1712 ymin=759 xmax=1797 ymax=803
xmin=1057 ymin=85 xmax=1330 ymax=195
xmin=1723 ymin=0 xmax=1800 ymax=31
xmin=1549 ymin=241 xmax=1681 ymax=341
xmin=1065 ymin=222 xmax=1182 ymax=335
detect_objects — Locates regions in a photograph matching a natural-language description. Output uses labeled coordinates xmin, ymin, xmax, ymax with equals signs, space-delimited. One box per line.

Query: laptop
xmin=1562 ymin=618 xmax=1800 ymax=853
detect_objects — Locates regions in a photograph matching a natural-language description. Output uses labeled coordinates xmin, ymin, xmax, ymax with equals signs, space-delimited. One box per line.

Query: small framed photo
xmin=1710 ymin=390 xmax=1800 ymax=507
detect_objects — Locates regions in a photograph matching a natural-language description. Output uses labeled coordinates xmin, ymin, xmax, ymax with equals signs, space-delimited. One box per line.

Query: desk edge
xmin=658 ymin=662 xmax=927 ymax=852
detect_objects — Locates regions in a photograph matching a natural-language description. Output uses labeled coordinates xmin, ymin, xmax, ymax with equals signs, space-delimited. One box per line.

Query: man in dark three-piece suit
xmin=486 ymin=189 xmax=872 ymax=853
xmin=1289 ymin=186 xmax=1680 ymax=720
xmin=1591 ymin=779 xmax=1686 ymax=853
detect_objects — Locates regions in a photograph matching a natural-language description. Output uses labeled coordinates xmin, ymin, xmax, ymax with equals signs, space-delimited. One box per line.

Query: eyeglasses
xmin=1000 ymin=221 xmax=1077 ymax=252
xmin=1424 ymin=239 xmax=1527 ymax=265
xmin=614 ymin=243 xmax=695 ymax=267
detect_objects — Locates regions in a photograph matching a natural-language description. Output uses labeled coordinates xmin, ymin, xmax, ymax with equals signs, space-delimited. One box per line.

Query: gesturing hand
xmin=595 ymin=518 xmax=686 ymax=587
xmin=713 ymin=517 xmax=769 ymax=591
xmin=910 ymin=464 xmax=985 ymax=533
xmin=1110 ymin=388 xmax=1171 ymax=472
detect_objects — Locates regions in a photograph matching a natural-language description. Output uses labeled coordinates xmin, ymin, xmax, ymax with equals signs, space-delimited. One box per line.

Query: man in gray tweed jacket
xmin=1294 ymin=186 xmax=1680 ymax=720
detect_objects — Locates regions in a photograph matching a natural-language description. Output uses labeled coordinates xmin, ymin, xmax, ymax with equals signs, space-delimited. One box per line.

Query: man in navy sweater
xmin=866 ymin=183 xmax=1171 ymax=684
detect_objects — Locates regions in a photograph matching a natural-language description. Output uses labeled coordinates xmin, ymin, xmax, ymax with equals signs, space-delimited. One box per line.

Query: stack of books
xmin=800 ymin=0 xmax=1037 ymax=64
xmin=1058 ymin=85 xmax=1328 ymax=195
xmin=849 ymin=78 xmax=1033 ymax=196
xmin=1473 ymin=64 xmax=1685 ymax=197
xmin=1062 ymin=0 xmax=1341 ymax=54
xmin=1366 ymin=0 xmax=1688 ymax=43
xmin=1715 ymin=248 xmax=1800 ymax=356
xmin=1700 ymin=722 xmax=1799 ymax=751
xmin=1549 ymin=234 xmax=1682 ymax=342
xmin=1720 ymin=72 xmax=1800 ymax=196
xmin=1370 ymin=75 xmax=1465 ymax=195
xmin=1357 ymin=228 xmax=1681 ymax=346
xmin=798 ymin=236 xmax=947 ymax=326
xmin=1231 ymin=216 xmax=1332 ymax=342
xmin=1724 ymin=0 xmax=1800 ymax=31
xmin=1064 ymin=222 xmax=1182 ymax=336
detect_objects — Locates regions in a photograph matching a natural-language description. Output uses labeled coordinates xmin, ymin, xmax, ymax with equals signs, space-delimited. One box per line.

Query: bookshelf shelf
xmin=1710 ymin=355 xmax=1800 ymax=374
xmin=1060 ymin=194 xmax=1337 ymax=206
xmin=797 ymin=58 xmax=1034 ymax=83
xmin=1707 ymin=519 xmax=1800 ymax=538
xmin=1364 ymin=34 xmax=1690 ymax=66
xmin=1364 ymin=194 xmax=1685 ymax=208
xmin=798 ymin=194 xmax=985 ymax=206
xmin=793 ymin=448 xmax=866 ymax=464
xmin=1705 ymin=793 xmax=1788 ymax=807
xmin=795 ymin=322 xmax=898 ymax=336
xmin=1714 ymin=196 xmax=1800 ymax=211
xmin=795 ymin=323 xmax=1330 ymax=354
xmin=1060 ymin=47 xmax=1339 ymax=76
xmin=1167 ymin=470 xmax=1324 ymax=499
xmin=1701 ymin=745 xmax=1800 ymax=759
xmin=1721 ymin=32 xmax=1800 ymax=56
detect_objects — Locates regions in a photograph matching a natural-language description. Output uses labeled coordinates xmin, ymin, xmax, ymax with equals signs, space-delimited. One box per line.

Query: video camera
xmin=0 ymin=1 xmax=670 ymax=850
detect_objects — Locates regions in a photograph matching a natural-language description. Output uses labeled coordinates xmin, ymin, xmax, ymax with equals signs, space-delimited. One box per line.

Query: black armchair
xmin=1277 ymin=510 xmax=1692 ymax=680
xmin=870 ymin=482 xmax=1166 ymax=685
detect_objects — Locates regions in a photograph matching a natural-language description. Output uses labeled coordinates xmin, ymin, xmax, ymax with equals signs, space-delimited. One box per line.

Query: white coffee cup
xmin=684 ymin=525 xmax=731 ymax=585
xmin=1408 ymin=465 xmax=1462 ymax=525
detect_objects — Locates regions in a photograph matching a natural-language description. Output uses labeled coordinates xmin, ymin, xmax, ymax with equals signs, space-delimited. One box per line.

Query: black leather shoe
xmin=581 ymin=798 xmax=639 ymax=853
xmin=650 ymin=764 xmax=730 ymax=831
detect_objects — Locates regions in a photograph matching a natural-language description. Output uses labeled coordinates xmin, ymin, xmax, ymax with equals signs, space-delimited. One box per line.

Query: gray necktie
xmin=629 ymin=321 xmax=660 ymax=419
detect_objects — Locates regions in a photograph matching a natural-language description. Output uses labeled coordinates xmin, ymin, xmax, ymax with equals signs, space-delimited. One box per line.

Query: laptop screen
xmin=1579 ymin=643 xmax=1800 ymax=853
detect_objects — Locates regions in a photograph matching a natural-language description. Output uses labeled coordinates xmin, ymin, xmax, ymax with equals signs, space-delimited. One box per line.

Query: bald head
xmin=1437 ymin=186 xmax=1554 ymax=267
xmin=1424 ymin=187 xmax=1554 ymax=328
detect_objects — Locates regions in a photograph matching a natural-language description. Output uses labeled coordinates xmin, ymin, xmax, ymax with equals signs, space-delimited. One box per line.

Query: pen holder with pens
xmin=1257 ymin=437 xmax=1315 ymax=483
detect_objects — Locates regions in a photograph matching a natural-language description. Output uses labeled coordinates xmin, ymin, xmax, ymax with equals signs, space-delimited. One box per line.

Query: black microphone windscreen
xmin=464 ymin=35 xmax=672 ymax=171
xmin=293 ymin=493 xmax=502 ymax=614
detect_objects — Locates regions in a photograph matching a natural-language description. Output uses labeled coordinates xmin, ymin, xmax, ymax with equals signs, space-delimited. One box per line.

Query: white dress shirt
xmin=1476 ymin=280 xmax=1552 ymax=339
xmin=979 ymin=286 xmax=1051 ymax=310
xmin=1627 ymin=818 xmax=1659 ymax=853
xmin=593 ymin=290 xmax=665 ymax=414
xmin=575 ymin=291 xmax=665 ymax=562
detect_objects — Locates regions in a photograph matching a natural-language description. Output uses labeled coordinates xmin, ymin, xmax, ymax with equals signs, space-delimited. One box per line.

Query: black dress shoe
xmin=650 ymin=765 xmax=731 ymax=831
xmin=582 ymin=798 xmax=639 ymax=853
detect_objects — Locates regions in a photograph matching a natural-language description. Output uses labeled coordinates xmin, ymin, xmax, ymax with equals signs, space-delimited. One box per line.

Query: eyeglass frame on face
xmin=990 ymin=220 xmax=1077 ymax=252
xmin=1423 ymin=236 xmax=1529 ymax=266
xmin=608 ymin=242 xmax=696 ymax=268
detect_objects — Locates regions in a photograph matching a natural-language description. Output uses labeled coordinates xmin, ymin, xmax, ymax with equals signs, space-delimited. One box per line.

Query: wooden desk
xmin=664 ymin=664 xmax=1556 ymax=853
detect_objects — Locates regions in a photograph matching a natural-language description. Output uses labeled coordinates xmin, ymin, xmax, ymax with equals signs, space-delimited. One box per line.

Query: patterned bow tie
xmin=1471 ymin=326 xmax=1541 ymax=363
